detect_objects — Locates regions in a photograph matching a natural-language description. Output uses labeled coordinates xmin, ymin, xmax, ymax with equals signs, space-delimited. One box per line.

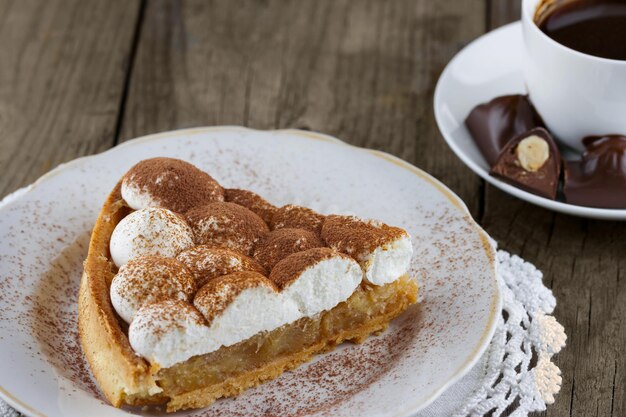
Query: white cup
xmin=522 ymin=0 xmax=626 ymax=152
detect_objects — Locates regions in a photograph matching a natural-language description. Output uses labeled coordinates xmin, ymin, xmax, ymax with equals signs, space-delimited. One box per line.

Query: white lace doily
xmin=417 ymin=250 xmax=566 ymax=417
xmin=0 ymin=250 xmax=565 ymax=417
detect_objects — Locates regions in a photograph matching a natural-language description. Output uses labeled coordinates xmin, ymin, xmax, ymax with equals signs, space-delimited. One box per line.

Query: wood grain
xmin=488 ymin=0 xmax=521 ymax=28
xmin=0 ymin=0 xmax=141 ymax=199
xmin=119 ymin=0 xmax=486 ymax=216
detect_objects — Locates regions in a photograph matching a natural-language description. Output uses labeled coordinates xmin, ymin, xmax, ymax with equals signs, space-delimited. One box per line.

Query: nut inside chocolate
xmin=516 ymin=135 xmax=550 ymax=172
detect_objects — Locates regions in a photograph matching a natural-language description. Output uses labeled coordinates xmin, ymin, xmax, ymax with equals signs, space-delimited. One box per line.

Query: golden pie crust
xmin=78 ymin=183 xmax=418 ymax=412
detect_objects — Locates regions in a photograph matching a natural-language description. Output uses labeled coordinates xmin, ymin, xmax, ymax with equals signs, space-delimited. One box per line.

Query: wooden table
xmin=0 ymin=1 xmax=621 ymax=416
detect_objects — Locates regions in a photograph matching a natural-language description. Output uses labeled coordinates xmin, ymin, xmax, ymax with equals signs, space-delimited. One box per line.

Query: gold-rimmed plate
xmin=0 ymin=127 xmax=499 ymax=417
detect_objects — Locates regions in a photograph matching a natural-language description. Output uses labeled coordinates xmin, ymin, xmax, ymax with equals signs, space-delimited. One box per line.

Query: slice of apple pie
xmin=78 ymin=157 xmax=418 ymax=412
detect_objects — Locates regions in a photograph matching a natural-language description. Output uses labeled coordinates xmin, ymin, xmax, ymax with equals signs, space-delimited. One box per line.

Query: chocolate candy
xmin=490 ymin=128 xmax=561 ymax=200
xmin=465 ymin=95 xmax=544 ymax=165
xmin=564 ymin=135 xmax=626 ymax=209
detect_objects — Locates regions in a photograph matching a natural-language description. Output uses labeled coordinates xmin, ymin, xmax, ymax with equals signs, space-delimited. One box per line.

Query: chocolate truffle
xmin=564 ymin=135 xmax=626 ymax=209
xmin=490 ymin=128 xmax=561 ymax=200
xmin=465 ymin=95 xmax=544 ymax=165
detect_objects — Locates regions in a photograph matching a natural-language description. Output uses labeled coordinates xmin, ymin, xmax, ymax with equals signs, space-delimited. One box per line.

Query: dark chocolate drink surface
xmin=537 ymin=0 xmax=626 ymax=60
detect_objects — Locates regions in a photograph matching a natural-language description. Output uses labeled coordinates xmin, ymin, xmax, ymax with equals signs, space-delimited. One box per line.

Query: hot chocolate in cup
xmin=522 ymin=0 xmax=626 ymax=152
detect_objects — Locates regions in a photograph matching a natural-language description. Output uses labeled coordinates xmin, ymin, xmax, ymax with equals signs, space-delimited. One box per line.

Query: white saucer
xmin=434 ymin=22 xmax=626 ymax=221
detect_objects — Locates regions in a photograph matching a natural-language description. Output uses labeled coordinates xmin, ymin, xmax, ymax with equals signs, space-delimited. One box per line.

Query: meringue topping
xmin=176 ymin=245 xmax=266 ymax=287
xmin=253 ymin=228 xmax=324 ymax=271
xmin=121 ymin=157 xmax=224 ymax=213
xmin=225 ymin=188 xmax=277 ymax=224
xmin=269 ymin=248 xmax=363 ymax=316
xmin=110 ymin=256 xmax=196 ymax=323
xmin=129 ymin=300 xmax=210 ymax=369
xmin=129 ymin=251 xmax=362 ymax=367
xmin=193 ymin=272 xmax=300 ymax=353
xmin=194 ymin=271 xmax=294 ymax=323
xmin=109 ymin=207 xmax=195 ymax=267
xmin=111 ymin=158 xmax=415 ymax=370
xmin=270 ymin=205 xmax=325 ymax=234
xmin=321 ymin=215 xmax=413 ymax=285
xmin=185 ymin=202 xmax=269 ymax=255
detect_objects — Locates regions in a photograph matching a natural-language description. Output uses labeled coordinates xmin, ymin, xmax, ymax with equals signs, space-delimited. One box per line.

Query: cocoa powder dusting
xmin=113 ymin=256 xmax=197 ymax=318
xmin=186 ymin=202 xmax=270 ymax=256
xmin=6 ymin=229 xmax=105 ymax=400
xmin=177 ymin=245 xmax=267 ymax=287
xmin=225 ymin=188 xmax=277 ymax=225
xmin=270 ymin=205 xmax=325 ymax=234
xmin=132 ymin=300 xmax=207 ymax=338
xmin=321 ymin=215 xmax=407 ymax=258
xmin=253 ymin=228 xmax=325 ymax=271
xmin=123 ymin=157 xmax=224 ymax=213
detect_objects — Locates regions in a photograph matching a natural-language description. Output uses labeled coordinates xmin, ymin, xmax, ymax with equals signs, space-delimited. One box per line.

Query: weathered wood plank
xmin=119 ymin=0 xmax=486 ymax=216
xmin=0 ymin=0 xmax=142 ymax=199
xmin=487 ymin=1 xmax=626 ymax=416
xmin=6 ymin=1 xmax=611 ymax=416
xmin=488 ymin=0 xmax=521 ymax=28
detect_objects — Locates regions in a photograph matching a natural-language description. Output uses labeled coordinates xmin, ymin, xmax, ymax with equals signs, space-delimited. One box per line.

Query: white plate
xmin=0 ymin=127 xmax=500 ymax=417
xmin=434 ymin=22 xmax=626 ymax=221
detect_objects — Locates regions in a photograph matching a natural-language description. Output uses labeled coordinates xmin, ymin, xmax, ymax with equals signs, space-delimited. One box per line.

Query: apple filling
xmin=152 ymin=276 xmax=417 ymax=403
